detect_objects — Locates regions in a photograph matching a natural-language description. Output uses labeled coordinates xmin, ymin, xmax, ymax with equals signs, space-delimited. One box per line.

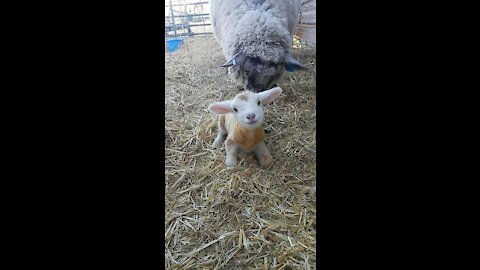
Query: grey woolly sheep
xmin=210 ymin=0 xmax=307 ymax=93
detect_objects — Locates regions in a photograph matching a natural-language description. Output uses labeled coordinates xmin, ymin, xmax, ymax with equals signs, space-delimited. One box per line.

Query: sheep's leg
xmin=213 ymin=115 xmax=227 ymax=148
xmin=254 ymin=141 xmax=273 ymax=168
xmin=225 ymin=139 xmax=240 ymax=167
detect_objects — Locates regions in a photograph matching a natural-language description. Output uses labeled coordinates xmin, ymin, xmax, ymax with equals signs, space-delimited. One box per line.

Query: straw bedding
xmin=165 ymin=36 xmax=316 ymax=269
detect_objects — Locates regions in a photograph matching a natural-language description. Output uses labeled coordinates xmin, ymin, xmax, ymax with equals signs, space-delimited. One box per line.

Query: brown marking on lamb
xmin=226 ymin=138 xmax=235 ymax=147
xmin=229 ymin=122 xmax=264 ymax=151
xmin=238 ymin=94 xmax=249 ymax=101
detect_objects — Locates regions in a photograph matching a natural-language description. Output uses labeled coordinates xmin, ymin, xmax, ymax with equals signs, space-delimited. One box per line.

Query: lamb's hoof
xmin=212 ymin=140 xmax=223 ymax=148
xmin=226 ymin=161 xmax=237 ymax=168
xmin=259 ymin=154 xmax=273 ymax=168
xmin=226 ymin=157 xmax=238 ymax=168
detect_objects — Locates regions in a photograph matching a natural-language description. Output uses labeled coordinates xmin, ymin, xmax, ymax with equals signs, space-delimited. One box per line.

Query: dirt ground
xmin=165 ymin=36 xmax=316 ymax=269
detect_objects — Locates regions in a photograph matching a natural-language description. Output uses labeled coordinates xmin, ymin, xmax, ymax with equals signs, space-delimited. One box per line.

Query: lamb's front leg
xmin=213 ymin=115 xmax=227 ymax=148
xmin=225 ymin=138 xmax=240 ymax=167
xmin=254 ymin=141 xmax=273 ymax=168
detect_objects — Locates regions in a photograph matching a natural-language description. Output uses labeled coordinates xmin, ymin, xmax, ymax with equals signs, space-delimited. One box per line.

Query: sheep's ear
xmin=220 ymin=52 xmax=246 ymax=67
xmin=258 ymin=87 xmax=283 ymax=104
xmin=208 ymin=101 xmax=234 ymax=114
xmin=284 ymin=52 xmax=308 ymax=72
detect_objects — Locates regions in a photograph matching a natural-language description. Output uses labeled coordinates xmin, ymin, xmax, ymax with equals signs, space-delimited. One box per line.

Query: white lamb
xmin=210 ymin=0 xmax=307 ymax=93
xmin=208 ymin=87 xmax=283 ymax=168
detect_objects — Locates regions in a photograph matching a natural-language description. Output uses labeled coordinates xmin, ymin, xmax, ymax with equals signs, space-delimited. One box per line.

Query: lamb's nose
xmin=246 ymin=114 xmax=255 ymax=120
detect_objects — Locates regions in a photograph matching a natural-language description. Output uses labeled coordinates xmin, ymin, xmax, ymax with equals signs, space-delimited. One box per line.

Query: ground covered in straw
xmin=165 ymin=36 xmax=316 ymax=269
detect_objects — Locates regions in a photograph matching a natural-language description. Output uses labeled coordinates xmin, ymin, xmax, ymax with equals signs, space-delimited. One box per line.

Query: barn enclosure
xmin=165 ymin=1 xmax=317 ymax=269
xmin=296 ymin=0 xmax=317 ymax=47
xmin=165 ymin=0 xmax=213 ymax=38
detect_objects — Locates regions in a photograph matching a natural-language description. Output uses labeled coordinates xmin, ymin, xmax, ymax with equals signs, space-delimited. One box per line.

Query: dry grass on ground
xmin=165 ymin=36 xmax=316 ymax=269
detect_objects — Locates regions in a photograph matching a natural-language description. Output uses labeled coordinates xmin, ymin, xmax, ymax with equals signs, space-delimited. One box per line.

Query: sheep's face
xmin=222 ymin=52 xmax=307 ymax=93
xmin=229 ymin=57 xmax=284 ymax=93
xmin=208 ymin=87 xmax=283 ymax=129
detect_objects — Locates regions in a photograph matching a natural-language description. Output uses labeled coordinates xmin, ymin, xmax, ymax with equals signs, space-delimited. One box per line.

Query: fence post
xmin=168 ymin=0 xmax=177 ymax=36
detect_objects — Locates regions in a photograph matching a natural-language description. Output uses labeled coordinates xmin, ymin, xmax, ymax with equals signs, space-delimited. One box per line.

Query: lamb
xmin=210 ymin=0 xmax=307 ymax=93
xmin=208 ymin=87 xmax=283 ymax=168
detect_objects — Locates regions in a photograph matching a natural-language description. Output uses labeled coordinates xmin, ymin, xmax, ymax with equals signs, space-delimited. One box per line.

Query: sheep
xmin=210 ymin=0 xmax=307 ymax=93
xmin=208 ymin=86 xmax=283 ymax=168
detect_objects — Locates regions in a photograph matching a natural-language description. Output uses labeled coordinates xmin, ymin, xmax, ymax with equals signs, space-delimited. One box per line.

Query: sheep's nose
xmin=246 ymin=114 xmax=255 ymax=120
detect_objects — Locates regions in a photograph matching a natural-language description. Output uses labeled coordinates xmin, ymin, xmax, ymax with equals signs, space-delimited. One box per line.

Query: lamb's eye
xmin=233 ymin=108 xmax=238 ymax=112
xmin=257 ymin=101 xmax=261 ymax=106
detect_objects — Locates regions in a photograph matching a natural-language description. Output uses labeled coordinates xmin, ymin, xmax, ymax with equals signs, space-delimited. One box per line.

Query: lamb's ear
xmin=208 ymin=101 xmax=234 ymax=114
xmin=258 ymin=87 xmax=283 ymax=104
xmin=285 ymin=52 xmax=308 ymax=72
xmin=220 ymin=52 xmax=246 ymax=67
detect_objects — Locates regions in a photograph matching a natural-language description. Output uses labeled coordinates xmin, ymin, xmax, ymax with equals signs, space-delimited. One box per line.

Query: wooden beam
xmin=298 ymin=22 xmax=316 ymax=28
xmin=165 ymin=1 xmax=209 ymax=7
xmin=165 ymin=13 xmax=209 ymax=19
xmin=188 ymin=23 xmax=211 ymax=27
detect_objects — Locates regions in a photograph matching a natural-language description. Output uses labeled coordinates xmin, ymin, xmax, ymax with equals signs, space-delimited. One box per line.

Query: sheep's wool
xmin=211 ymin=0 xmax=301 ymax=64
